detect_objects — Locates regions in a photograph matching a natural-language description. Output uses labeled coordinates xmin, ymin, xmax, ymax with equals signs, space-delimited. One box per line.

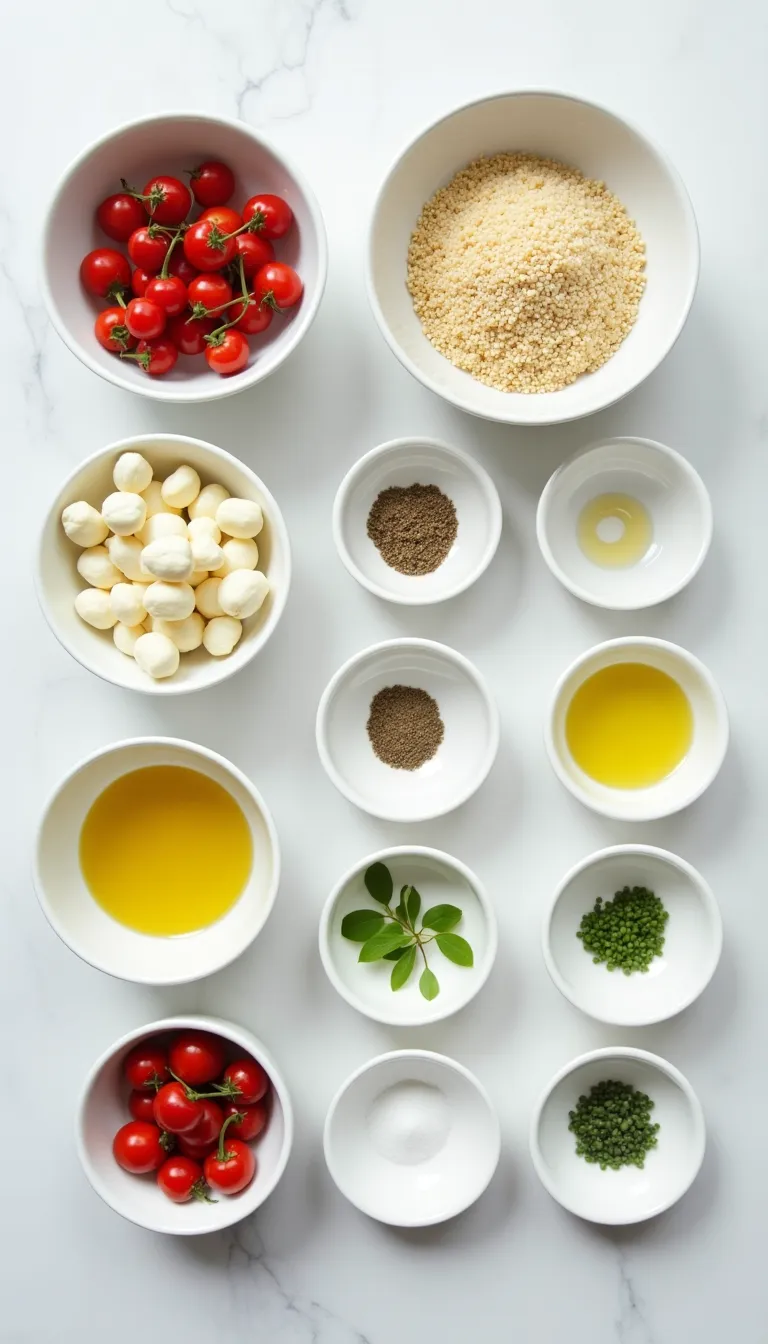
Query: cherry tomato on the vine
xmin=221 ymin=1100 xmax=268 ymax=1142
xmin=177 ymin=1133 xmax=218 ymax=1160
xmin=96 ymin=192 xmax=147 ymax=243
xmin=205 ymin=328 xmax=250 ymax=376
xmin=235 ymin=232 xmax=274 ymax=279
xmin=123 ymin=1041 xmax=169 ymax=1091
xmin=145 ymin=274 xmax=188 ymax=317
xmin=222 ymin=1058 xmax=270 ymax=1104
xmin=200 ymin=205 xmax=242 ymax=234
xmin=142 ymin=175 xmax=191 ymax=226
xmin=157 ymin=1155 xmax=209 ymax=1204
xmin=255 ymin=261 xmax=303 ymax=310
xmin=242 ymin=193 xmax=293 ymax=239
xmin=183 ymin=218 xmax=237 ymax=272
xmin=190 ymin=160 xmax=236 ymax=208
xmin=128 ymin=1089 xmax=158 ymax=1122
xmin=80 ymin=248 xmax=131 ymax=299
xmin=187 ymin=273 xmax=233 ymax=314
xmin=168 ymin=1031 xmax=226 ymax=1086
xmin=128 ymin=227 xmax=170 ymax=274
xmin=124 ymin=297 xmax=166 ymax=340
xmin=131 ymin=268 xmax=152 ymax=297
xmin=113 ymin=1121 xmax=168 ymax=1174
xmin=153 ymin=1081 xmax=203 ymax=1133
xmin=233 ymin=293 xmax=274 ymax=336
xmin=94 ymin=307 xmax=135 ymax=354
xmin=184 ymin=1098 xmax=223 ymax=1149
xmin=204 ymin=1136 xmax=256 ymax=1195
xmin=168 ymin=312 xmax=216 ymax=356
xmin=133 ymin=336 xmax=179 ymax=377
xmin=168 ymin=251 xmax=199 ymax=285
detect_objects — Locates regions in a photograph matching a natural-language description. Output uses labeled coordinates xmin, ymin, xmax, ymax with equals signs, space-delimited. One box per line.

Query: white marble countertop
xmin=3 ymin=1 xmax=765 ymax=1339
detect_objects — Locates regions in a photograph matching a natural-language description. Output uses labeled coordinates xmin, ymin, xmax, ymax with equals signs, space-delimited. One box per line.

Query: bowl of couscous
xmin=367 ymin=91 xmax=699 ymax=426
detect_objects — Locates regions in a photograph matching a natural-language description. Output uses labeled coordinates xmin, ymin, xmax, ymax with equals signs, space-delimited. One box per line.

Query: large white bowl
xmin=35 ymin=433 xmax=291 ymax=695
xmin=34 ymin=737 xmax=279 ymax=985
xmin=78 ymin=1015 xmax=293 ymax=1235
xmin=368 ymin=90 xmax=698 ymax=425
xmin=42 ymin=111 xmax=327 ymax=402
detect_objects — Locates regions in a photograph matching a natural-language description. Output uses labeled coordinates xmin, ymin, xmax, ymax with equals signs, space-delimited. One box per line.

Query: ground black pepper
xmin=366 ymin=483 xmax=458 ymax=575
xmin=366 ymin=684 xmax=444 ymax=770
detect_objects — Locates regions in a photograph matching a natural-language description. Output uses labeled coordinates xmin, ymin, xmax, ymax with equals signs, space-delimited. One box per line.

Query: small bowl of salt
xmin=324 ymin=1049 xmax=500 ymax=1226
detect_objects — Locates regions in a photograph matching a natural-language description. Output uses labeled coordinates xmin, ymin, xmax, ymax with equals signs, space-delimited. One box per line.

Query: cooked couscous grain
xmin=407 ymin=153 xmax=646 ymax=394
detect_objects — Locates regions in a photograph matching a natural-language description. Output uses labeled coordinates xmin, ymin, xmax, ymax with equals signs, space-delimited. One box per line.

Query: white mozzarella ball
xmin=113 ymin=452 xmax=153 ymax=494
xmin=61 ymin=501 xmax=109 ymax=548
xmin=77 ymin=545 xmax=122 ymax=589
xmin=106 ymin=534 xmax=145 ymax=582
xmin=75 ymin=588 xmax=117 ymax=630
xmin=187 ymin=516 xmax=221 ymax=545
xmin=141 ymin=536 xmax=194 ymax=582
xmin=214 ymin=537 xmax=259 ymax=577
xmin=137 ymin=511 xmax=188 ymax=546
xmin=110 ymin=582 xmax=147 ymax=627
xmin=134 ymin=632 xmax=180 ymax=679
xmin=113 ymin=622 xmax=144 ymax=656
xmin=203 ymin=616 xmax=242 ymax=657
xmin=152 ymin=612 xmax=205 ymax=653
xmin=215 ymin=497 xmax=263 ymax=539
xmin=189 ymin=569 xmax=208 ymax=588
xmin=143 ymin=581 xmax=195 ymax=621
xmin=190 ymin=533 xmax=225 ymax=571
xmin=188 ymin=482 xmax=229 ymax=521
xmin=161 ymin=465 xmax=201 ymax=510
xmin=218 ymin=569 xmax=270 ymax=619
xmin=101 ymin=491 xmax=147 ymax=537
xmin=141 ymin=480 xmax=182 ymax=518
xmin=194 ymin=576 xmax=224 ymax=619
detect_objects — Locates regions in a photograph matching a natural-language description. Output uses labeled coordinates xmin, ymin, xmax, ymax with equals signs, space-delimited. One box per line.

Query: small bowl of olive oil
xmin=546 ymin=637 xmax=728 ymax=821
xmin=34 ymin=737 xmax=279 ymax=984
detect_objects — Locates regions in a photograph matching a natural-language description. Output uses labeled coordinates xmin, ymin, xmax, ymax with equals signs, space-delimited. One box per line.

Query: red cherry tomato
xmin=255 ymin=261 xmax=303 ymax=310
xmin=221 ymin=1100 xmax=268 ymax=1142
xmin=204 ymin=1136 xmax=255 ymax=1195
xmin=190 ymin=160 xmax=236 ymax=208
xmin=124 ymin=297 xmax=166 ymax=340
xmin=80 ymin=248 xmax=131 ymax=299
xmin=177 ymin=1133 xmax=218 ymax=1160
xmin=168 ymin=1032 xmax=226 ymax=1086
xmin=168 ymin=312 xmax=216 ymax=356
xmin=222 ymin=1058 xmax=270 ymax=1104
xmin=235 ymin=232 xmax=274 ymax=279
xmin=142 ymin=175 xmax=191 ymax=226
xmin=123 ymin=1041 xmax=169 ymax=1091
xmin=242 ymin=193 xmax=293 ymax=239
xmin=200 ymin=205 xmax=242 ymax=233
xmin=134 ymin=336 xmax=179 ymax=377
xmin=131 ymin=267 xmax=152 ymax=297
xmin=128 ymin=1089 xmax=158 ymax=1122
xmin=144 ymin=274 xmax=188 ymax=317
xmin=128 ymin=226 xmax=169 ymax=273
xmin=187 ymin=273 xmax=233 ymax=315
xmin=184 ymin=1098 xmax=223 ymax=1148
xmin=94 ymin=307 xmax=136 ymax=353
xmin=96 ymin=193 xmax=147 ymax=242
xmin=184 ymin=218 xmax=236 ymax=272
xmin=234 ymin=293 xmax=274 ymax=336
xmin=205 ymin=329 xmax=250 ymax=376
xmin=153 ymin=1081 xmax=203 ymax=1133
xmin=157 ymin=1155 xmax=208 ymax=1203
xmin=167 ymin=251 xmax=198 ymax=285
xmin=113 ymin=1121 xmax=167 ymax=1174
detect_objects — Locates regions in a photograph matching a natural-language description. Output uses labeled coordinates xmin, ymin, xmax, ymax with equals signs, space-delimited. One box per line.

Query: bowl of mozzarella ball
xmin=36 ymin=434 xmax=291 ymax=694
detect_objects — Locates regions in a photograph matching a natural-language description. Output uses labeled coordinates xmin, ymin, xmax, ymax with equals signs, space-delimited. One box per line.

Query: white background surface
xmin=2 ymin=1 xmax=766 ymax=1339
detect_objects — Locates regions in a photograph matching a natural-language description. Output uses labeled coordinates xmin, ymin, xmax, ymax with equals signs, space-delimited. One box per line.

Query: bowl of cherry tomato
xmin=78 ymin=1016 xmax=294 ymax=1234
xmin=42 ymin=112 xmax=327 ymax=401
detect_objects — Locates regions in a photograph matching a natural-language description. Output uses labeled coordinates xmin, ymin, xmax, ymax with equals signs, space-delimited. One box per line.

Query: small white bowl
xmin=34 ymin=737 xmax=279 ymax=985
xmin=320 ymin=847 xmax=497 ymax=1026
xmin=543 ymin=846 xmax=722 ymax=1026
xmin=78 ymin=1015 xmax=293 ymax=1235
xmin=324 ymin=1050 xmax=500 ymax=1226
xmin=316 ymin=639 xmax=499 ymax=822
xmin=332 ymin=437 xmax=502 ymax=605
xmin=35 ymin=433 xmax=291 ymax=696
xmin=368 ymin=90 xmax=698 ymax=425
xmin=42 ymin=111 xmax=327 ymax=402
xmin=530 ymin=1046 xmax=705 ymax=1224
xmin=537 ymin=437 xmax=712 ymax=609
xmin=546 ymin=637 xmax=728 ymax=821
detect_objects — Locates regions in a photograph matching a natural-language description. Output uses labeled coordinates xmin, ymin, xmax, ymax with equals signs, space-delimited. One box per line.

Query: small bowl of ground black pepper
xmin=332 ymin=438 xmax=502 ymax=605
xmin=530 ymin=1046 xmax=706 ymax=1224
xmin=543 ymin=845 xmax=722 ymax=1026
xmin=316 ymin=638 xmax=499 ymax=822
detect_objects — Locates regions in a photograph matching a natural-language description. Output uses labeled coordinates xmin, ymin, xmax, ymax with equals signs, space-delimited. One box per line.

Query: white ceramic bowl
xmin=546 ymin=637 xmax=728 ymax=821
xmin=333 ymin=437 xmax=502 ymax=605
xmin=316 ymin=638 xmax=499 ymax=822
xmin=35 ymin=433 xmax=291 ymax=696
xmin=42 ymin=111 xmax=327 ymax=402
xmin=537 ymin=438 xmax=712 ymax=609
xmin=34 ymin=737 xmax=279 ymax=985
xmin=368 ymin=90 xmax=698 ymax=426
xmin=324 ymin=1050 xmax=500 ymax=1226
xmin=530 ymin=1046 xmax=705 ymax=1224
xmin=78 ymin=1015 xmax=293 ymax=1235
xmin=543 ymin=846 xmax=722 ymax=1026
xmin=319 ymin=847 xmax=497 ymax=1026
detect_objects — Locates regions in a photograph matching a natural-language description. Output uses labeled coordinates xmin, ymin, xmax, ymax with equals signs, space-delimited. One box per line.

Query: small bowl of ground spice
xmin=543 ymin=845 xmax=722 ymax=1026
xmin=316 ymin=638 xmax=499 ymax=822
xmin=333 ymin=438 xmax=502 ymax=605
xmin=530 ymin=1046 xmax=706 ymax=1224
xmin=368 ymin=91 xmax=699 ymax=425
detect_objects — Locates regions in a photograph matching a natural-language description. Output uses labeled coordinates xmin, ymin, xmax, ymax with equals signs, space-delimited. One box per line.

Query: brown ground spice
xmin=367 ymin=483 xmax=458 ymax=576
xmin=366 ymin=684 xmax=444 ymax=770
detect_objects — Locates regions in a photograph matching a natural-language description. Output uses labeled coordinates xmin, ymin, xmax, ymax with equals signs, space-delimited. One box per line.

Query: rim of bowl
xmin=34 ymin=432 xmax=292 ymax=697
xmin=541 ymin=844 xmax=723 ymax=1026
xmin=76 ymin=1014 xmax=294 ymax=1235
xmin=366 ymin=88 xmax=700 ymax=427
xmin=544 ymin=636 xmax=729 ymax=820
xmin=323 ymin=1048 xmax=501 ymax=1226
xmin=41 ymin=110 xmax=328 ymax=403
xmin=331 ymin=437 xmax=503 ymax=605
xmin=33 ymin=735 xmax=281 ymax=985
xmin=536 ymin=436 xmax=714 ymax=610
xmin=318 ymin=845 xmax=499 ymax=1026
xmin=529 ymin=1045 xmax=706 ymax=1224
xmin=315 ymin=637 xmax=501 ymax=822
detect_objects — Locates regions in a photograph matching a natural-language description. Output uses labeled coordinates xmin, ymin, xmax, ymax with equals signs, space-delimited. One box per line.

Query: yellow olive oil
xmin=565 ymin=663 xmax=693 ymax=789
xmin=577 ymin=493 xmax=652 ymax=569
xmin=79 ymin=765 xmax=252 ymax=936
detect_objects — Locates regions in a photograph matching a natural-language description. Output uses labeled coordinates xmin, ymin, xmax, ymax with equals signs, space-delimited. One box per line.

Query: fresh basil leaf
xmin=391 ymin=944 xmax=416 ymax=990
xmin=383 ymin=946 xmax=407 ymax=961
xmin=405 ymin=885 xmax=421 ymax=925
xmin=421 ymin=904 xmax=462 ymax=932
xmin=340 ymin=910 xmax=385 ymax=942
xmin=396 ymin=886 xmax=408 ymax=923
xmin=359 ymin=924 xmax=412 ymax=962
xmin=436 ymin=932 xmax=474 ymax=966
xmin=419 ymin=967 xmax=440 ymax=1000
xmin=365 ymin=862 xmax=393 ymax=906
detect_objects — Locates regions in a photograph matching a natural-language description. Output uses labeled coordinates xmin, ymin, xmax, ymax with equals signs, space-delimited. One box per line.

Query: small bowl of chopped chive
xmin=332 ymin=437 xmax=502 ymax=605
xmin=543 ymin=845 xmax=722 ymax=1026
xmin=530 ymin=1046 xmax=706 ymax=1224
